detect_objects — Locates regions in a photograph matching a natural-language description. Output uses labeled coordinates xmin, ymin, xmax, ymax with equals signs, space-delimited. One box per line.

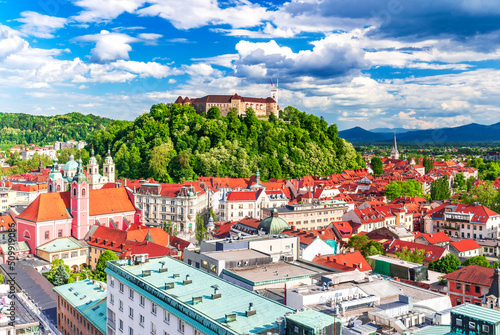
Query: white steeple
xmin=390 ymin=133 xmax=400 ymax=160
xmin=271 ymin=78 xmax=278 ymax=106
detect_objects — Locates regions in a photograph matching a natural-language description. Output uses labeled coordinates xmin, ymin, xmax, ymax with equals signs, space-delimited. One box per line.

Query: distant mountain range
xmin=339 ymin=122 xmax=500 ymax=144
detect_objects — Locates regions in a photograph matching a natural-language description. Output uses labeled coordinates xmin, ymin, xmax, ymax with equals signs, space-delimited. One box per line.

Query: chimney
xmin=343 ymin=250 xmax=346 ymax=255
xmin=350 ymin=248 xmax=355 ymax=253
xmin=359 ymin=262 xmax=363 ymax=269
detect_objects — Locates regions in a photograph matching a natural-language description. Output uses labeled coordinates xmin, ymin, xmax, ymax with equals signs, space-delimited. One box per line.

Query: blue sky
xmin=1 ymin=0 xmax=500 ymax=130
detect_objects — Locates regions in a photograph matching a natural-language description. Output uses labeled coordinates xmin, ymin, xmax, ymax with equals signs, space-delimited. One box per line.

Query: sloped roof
xmin=386 ymin=239 xmax=446 ymax=263
xmin=443 ymin=265 xmax=494 ymax=286
xmin=449 ymin=239 xmax=481 ymax=252
xmin=313 ymin=251 xmax=371 ymax=272
xmin=419 ymin=232 xmax=451 ymax=244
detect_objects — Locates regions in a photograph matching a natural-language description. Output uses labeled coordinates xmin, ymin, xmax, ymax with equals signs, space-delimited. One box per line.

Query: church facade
xmin=17 ymin=159 xmax=141 ymax=253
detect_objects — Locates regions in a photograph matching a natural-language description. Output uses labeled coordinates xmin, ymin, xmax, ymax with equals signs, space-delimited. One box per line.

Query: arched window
xmin=82 ymin=188 xmax=86 ymax=196
xmin=23 ymin=230 xmax=31 ymax=239
xmin=56 ymin=185 xmax=61 ymax=192
xmin=49 ymin=184 xmax=52 ymax=192
xmin=105 ymin=167 xmax=108 ymax=173
xmin=73 ymin=188 xmax=77 ymax=196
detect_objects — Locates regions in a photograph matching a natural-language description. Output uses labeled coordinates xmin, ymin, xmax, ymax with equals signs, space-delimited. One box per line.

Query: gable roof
xmin=419 ymin=232 xmax=451 ymax=244
xmin=386 ymin=239 xmax=446 ymax=263
xmin=312 ymin=251 xmax=371 ymax=272
xmin=443 ymin=265 xmax=494 ymax=286
xmin=449 ymin=239 xmax=481 ymax=252
xmin=18 ymin=187 xmax=136 ymax=222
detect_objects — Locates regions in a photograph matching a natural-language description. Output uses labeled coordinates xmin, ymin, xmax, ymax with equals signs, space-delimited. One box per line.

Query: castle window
xmin=49 ymin=185 xmax=53 ymax=192
xmin=105 ymin=167 xmax=108 ymax=173
xmin=73 ymin=188 xmax=77 ymax=196
xmin=82 ymin=189 xmax=86 ymax=196
xmin=23 ymin=230 xmax=31 ymax=239
xmin=56 ymin=185 xmax=61 ymax=192
xmin=45 ymin=231 xmax=49 ymax=240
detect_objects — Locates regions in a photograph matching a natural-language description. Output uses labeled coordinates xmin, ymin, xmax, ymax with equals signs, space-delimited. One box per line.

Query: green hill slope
xmin=0 ymin=112 xmax=113 ymax=146
xmin=87 ymin=104 xmax=365 ymax=183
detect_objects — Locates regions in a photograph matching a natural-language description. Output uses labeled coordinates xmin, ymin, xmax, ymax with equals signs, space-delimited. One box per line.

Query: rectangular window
xmin=110 ymin=294 xmax=114 ymax=305
xmin=71 ymin=252 xmax=78 ymax=258
xmin=164 ymin=310 xmax=170 ymax=324
xmin=119 ymin=300 xmax=123 ymax=311
xmin=58 ymin=230 xmax=63 ymax=238
xmin=129 ymin=307 xmax=134 ymax=319
xmin=119 ymin=283 xmax=124 ymax=293
xmin=456 ymin=319 xmax=462 ymax=326
xmin=129 ymin=327 xmax=133 ymax=335
xmin=469 ymin=322 xmax=475 ymax=329
xmin=151 ymin=322 xmax=157 ymax=334
xmin=129 ymin=289 xmax=134 ymax=300
xmin=483 ymin=325 xmax=490 ymax=332
xmin=178 ymin=320 xmax=185 ymax=333
xmin=110 ymin=277 xmax=115 ymax=287
xmin=151 ymin=303 xmax=157 ymax=315
xmin=139 ymin=315 xmax=144 ymax=327
xmin=466 ymin=284 xmax=470 ymax=291
xmin=45 ymin=231 xmax=49 ymax=239
xmin=475 ymin=286 xmax=480 ymax=293
xmin=119 ymin=319 xmax=123 ymax=331
xmin=456 ymin=283 xmax=461 ymax=290
xmin=140 ymin=295 xmax=145 ymax=307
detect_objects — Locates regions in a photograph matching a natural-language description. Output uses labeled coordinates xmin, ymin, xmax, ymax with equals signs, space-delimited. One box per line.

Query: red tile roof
xmin=443 ymin=265 xmax=494 ymax=286
xmin=119 ymin=241 xmax=175 ymax=259
xmin=226 ymin=190 xmax=260 ymax=201
xmin=0 ymin=214 xmax=14 ymax=231
xmin=386 ymin=239 xmax=446 ymax=263
xmin=419 ymin=232 xmax=451 ymax=244
xmin=313 ymin=251 xmax=371 ymax=272
xmin=449 ymin=239 xmax=481 ymax=252
xmin=18 ymin=187 xmax=136 ymax=222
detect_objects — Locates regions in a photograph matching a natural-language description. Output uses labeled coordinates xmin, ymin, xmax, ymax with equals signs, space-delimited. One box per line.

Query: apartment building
xmin=425 ymin=203 xmax=500 ymax=239
xmin=53 ymin=279 xmax=107 ymax=335
xmin=261 ymin=200 xmax=348 ymax=231
xmin=105 ymin=256 xmax=339 ymax=335
xmin=219 ymin=189 xmax=288 ymax=221
xmin=134 ymin=182 xmax=209 ymax=232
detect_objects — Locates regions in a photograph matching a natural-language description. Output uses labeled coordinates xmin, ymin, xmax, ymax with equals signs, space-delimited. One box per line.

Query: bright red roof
xmin=386 ymin=239 xmax=446 ymax=263
xmin=313 ymin=251 xmax=371 ymax=272
xmin=419 ymin=232 xmax=451 ymax=244
xmin=450 ymin=239 xmax=481 ymax=252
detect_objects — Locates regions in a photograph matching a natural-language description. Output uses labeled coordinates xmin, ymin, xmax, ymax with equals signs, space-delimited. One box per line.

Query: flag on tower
xmin=270 ymin=78 xmax=273 ymax=87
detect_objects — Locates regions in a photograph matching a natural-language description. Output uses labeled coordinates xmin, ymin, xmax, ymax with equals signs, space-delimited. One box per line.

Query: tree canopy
xmin=395 ymin=247 xmax=426 ymax=264
xmin=95 ymin=250 xmax=119 ymax=280
xmin=431 ymin=176 xmax=451 ymax=200
xmin=87 ymin=104 xmax=365 ymax=182
xmin=385 ymin=179 xmax=424 ymax=200
xmin=347 ymin=235 xmax=384 ymax=257
xmin=371 ymin=157 xmax=383 ymax=176
xmin=463 ymin=256 xmax=491 ymax=268
xmin=428 ymin=253 xmax=461 ymax=274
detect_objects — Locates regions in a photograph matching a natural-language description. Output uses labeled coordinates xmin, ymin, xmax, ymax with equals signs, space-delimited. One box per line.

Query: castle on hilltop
xmin=175 ymin=83 xmax=279 ymax=118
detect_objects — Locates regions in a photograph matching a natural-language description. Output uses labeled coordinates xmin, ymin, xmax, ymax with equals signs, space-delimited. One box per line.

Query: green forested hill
xmin=0 ymin=112 xmax=112 ymax=145
xmin=87 ymin=104 xmax=365 ymax=183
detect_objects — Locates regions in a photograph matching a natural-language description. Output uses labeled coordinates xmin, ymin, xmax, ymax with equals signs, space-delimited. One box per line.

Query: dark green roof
xmin=257 ymin=208 xmax=289 ymax=234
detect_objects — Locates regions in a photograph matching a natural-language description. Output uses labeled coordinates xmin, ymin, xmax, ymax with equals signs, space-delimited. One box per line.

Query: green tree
xmin=52 ymin=263 xmax=70 ymax=286
xmin=206 ymin=106 xmax=221 ymax=119
xmin=460 ymin=181 xmax=500 ymax=213
xmin=163 ymin=220 xmax=178 ymax=236
xmin=428 ymin=253 xmax=461 ymax=274
xmin=395 ymin=247 xmax=426 ymax=264
xmin=95 ymin=250 xmax=119 ymax=281
xmin=0 ymin=274 xmax=4 ymax=284
xmin=210 ymin=208 xmax=217 ymax=222
xmin=195 ymin=213 xmax=207 ymax=245
xmin=453 ymin=173 xmax=466 ymax=190
xmin=371 ymin=157 xmax=383 ymax=176
xmin=385 ymin=181 xmax=402 ymax=200
xmin=422 ymin=157 xmax=434 ymax=173
xmin=463 ymin=256 xmax=491 ymax=268
xmin=149 ymin=141 xmax=176 ymax=182
xmin=347 ymin=235 xmax=384 ymax=257
xmin=347 ymin=235 xmax=369 ymax=252
xmin=431 ymin=176 xmax=451 ymax=200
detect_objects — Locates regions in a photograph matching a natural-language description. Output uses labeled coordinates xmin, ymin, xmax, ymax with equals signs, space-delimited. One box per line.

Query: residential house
xmin=448 ymin=239 xmax=482 ymax=259
xmin=385 ymin=239 xmax=448 ymax=265
xmin=312 ymin=250 xmax=372 ymax=272
xmin=415 ymin=232 xmax=452 ymax=246
xmin=442 ymin=265 xmax=494 ymax=306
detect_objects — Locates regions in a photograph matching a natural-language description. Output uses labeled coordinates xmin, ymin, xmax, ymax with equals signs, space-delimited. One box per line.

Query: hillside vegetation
xmin=87 ymin=104 xmax=365 ymax=183
xmin=0 ymin=112 xmax=112 ymax=145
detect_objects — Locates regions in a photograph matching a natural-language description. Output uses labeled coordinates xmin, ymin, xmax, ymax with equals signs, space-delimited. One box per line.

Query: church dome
xmin=64 ymin=155 xmax=78 ymax=171
xmin=257 ymin=208 xmax=289 ymax=235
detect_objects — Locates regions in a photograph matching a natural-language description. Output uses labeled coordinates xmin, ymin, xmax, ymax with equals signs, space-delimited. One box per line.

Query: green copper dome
xmin=257 ymin=208 xmax=289 ymax=234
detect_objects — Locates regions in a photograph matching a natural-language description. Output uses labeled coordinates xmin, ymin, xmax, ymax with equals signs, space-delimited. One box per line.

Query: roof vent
xmin=165 ymin=282 xmax=175 ymax=290
xmin=225 ymin=313 xmax=237 ymax=323
xmin=246 ymin=302 xmax=257 ymax=317
xmin=192 ymin=296 xmax=203 ymax=305
xmin=142 ymin=270 xmax=151 ymax=277
xmin=183 ymin=274 xmax=192 ymax=285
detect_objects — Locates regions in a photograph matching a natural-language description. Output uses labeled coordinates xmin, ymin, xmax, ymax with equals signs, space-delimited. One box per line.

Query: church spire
xmin=390 ymin=132 xmax=400 ymax=160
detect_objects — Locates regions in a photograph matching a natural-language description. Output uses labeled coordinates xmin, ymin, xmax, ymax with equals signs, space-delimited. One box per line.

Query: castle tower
xmin=271 ymin=79 xmax=278 ymax=106
xmin=103 ymin=149 xmax=115 ymax=183
xmin=87 ymin=149 xmax=100 ymax=190
xmin=390 ymin=133 xmax=400 ymax=160
xmin=47 ymin=158 xmax=64 ymax=193
xmin=71 ymin=159 xmax=90 ymax=240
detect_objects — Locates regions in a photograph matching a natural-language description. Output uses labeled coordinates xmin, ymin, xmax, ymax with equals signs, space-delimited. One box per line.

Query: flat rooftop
xmin=203 ymin=249 xmax=270 ymax=262
xmin=213 ymin=234 xmax=297 ymax=244
xmin=368 ymin=254 xmax=424 ymax=268
xmin=106 ymin=257 xmax=298 ymax=335
xmin=224 ymin=262 xmax=318 ymax=284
